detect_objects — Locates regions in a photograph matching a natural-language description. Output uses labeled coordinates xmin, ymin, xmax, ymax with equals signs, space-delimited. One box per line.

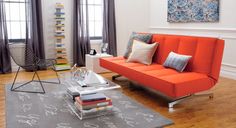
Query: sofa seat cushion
xmin=154 ymin=73 xmax=215 ymax=98
xmin=100 ymin=57 xmax=164 ymax=81
xmin=100 ymin=57 xmax=159 ymax=76
xmin=100 ymin=57 xmax=215 ymax=98
xmin=143 ymin=69 xmax=179 ymax=77
xmin=111 ymin=59 xmax=144 ymax=67
xmin=132 ymin=65 xmax=164 ymax=71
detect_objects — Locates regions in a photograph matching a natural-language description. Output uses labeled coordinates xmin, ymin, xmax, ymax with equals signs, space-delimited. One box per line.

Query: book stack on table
xmin=74 ymin=93 xmax=113 ymax=116
xmin=66 ymin=87 xmax=80 ymax=101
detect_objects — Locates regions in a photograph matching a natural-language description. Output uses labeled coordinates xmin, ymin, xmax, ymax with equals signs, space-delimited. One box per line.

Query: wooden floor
xmin=1 ymin=70 xmax=236 ymax=128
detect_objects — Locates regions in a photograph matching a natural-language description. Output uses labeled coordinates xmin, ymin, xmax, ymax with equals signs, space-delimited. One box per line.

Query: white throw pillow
xmin=127 ymin=40 xmax=158 ymax=65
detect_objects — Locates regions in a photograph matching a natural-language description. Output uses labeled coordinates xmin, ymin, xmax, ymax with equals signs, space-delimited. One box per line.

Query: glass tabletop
xmin=60 ymin=69 xmax=121 ymax=95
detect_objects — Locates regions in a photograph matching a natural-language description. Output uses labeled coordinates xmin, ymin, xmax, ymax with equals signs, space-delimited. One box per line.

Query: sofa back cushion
xmin=151 ymin=34 xmax=224 ymax=80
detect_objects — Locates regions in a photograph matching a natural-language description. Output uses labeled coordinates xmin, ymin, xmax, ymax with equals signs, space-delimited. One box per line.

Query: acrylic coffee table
xmin=60 ymin=70 xmax=121 ymax=120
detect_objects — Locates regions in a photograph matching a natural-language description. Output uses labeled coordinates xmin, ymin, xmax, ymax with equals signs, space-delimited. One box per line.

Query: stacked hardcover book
xmin=74 ymin=93 xmax=113 ymax=116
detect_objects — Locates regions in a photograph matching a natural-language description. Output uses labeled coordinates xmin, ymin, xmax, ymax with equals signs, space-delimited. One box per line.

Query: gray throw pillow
xmin=124 ymin=32 xmax=153 ymax=58
xmin=163 ymin=52 xmax=192 ymax=72
xmin=127 ymin=40 xmax=158 ymax=65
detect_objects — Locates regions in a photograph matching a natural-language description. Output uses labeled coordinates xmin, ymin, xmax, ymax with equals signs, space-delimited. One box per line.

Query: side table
xmin=85 ymin=53 xmax=113 ymax=73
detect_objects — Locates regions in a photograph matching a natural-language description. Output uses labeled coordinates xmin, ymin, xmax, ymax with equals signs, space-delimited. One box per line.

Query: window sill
xmin=90 ymin=40 xmax=102 ymax=44
xmin=8 ymin=42 xmax=25 ymax=48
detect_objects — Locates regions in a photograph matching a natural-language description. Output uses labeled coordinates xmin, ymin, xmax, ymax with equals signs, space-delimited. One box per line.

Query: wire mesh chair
xmin=8 ymin=43 xmax=61 ymax=94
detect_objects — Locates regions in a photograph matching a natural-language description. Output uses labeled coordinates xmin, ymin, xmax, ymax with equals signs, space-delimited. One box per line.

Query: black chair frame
xmin=10 ymin=65 xmax=61 ymax=94
xmin=9 ymin=45 xmax=61 ymax=94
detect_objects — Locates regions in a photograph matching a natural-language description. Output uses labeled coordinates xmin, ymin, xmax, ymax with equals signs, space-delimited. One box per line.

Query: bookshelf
xmin=54 ymin=3 xmax=70 ymax=71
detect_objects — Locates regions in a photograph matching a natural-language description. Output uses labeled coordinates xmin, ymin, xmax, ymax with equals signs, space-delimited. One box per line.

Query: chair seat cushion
xmin=100 ymin=56 xmax=215 ymax=98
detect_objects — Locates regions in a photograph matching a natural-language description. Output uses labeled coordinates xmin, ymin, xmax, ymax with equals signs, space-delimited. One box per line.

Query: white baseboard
xmin=11 ymin=66 xmax=18 ymax=72
xmin=220 ymin=70 xmax=236 ymax=80
xmin=11 ymin=65 xmax=25 ymax=72
xmin=220 ymin=63 xmax=236 ymax=80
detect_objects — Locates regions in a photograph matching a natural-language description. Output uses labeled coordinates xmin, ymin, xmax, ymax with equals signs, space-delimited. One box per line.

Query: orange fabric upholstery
xmin=210 ymin=39 xmax=225 ymax=82
xmin=100 ymin=34 xmax=224 ymax=98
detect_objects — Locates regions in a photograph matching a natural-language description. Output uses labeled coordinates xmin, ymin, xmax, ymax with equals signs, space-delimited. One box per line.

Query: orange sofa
xmin=100 ymin=34 xmax=224 ymax=106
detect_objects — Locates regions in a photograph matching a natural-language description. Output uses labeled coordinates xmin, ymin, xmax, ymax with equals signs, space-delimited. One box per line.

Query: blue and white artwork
xmin=167 ymin=0 xmax=219 ymax=22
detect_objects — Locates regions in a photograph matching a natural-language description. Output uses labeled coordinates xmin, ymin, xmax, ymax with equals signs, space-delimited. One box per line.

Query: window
xmin=3 ymin=0 xmax=26 ymax=42
xmin=87 ymin=0 xmax=103 ymax=40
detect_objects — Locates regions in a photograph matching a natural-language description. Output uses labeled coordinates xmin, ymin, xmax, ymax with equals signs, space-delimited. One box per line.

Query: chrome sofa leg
xmin=168 ymin=93 xmax=214 ymax=108
xmin=194 ymin=93 xmax=214 ymax=99
xmin=112 ymin=74 xmax=122 ymax=80
xmin=168 ymin=95 xmax=192 ymax=108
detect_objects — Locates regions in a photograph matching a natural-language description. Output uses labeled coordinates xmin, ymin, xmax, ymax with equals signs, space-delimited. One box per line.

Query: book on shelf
xmin=55 ymin=32 xmax=64 ymax=34
xmin=75 ymin=99 xmax=112 ymax=110
xmin=56 ymin=51 xmax=66 ymax=53
xmin=56 ymin=3 xmax=64 ymax=8
xmin=55 ymin=43 xmax=65 ymax=47
xmin=55 ymin=34 xmax=65 ymax=37
xmin=55 ymin=27 xmax=65 ymax=29
xmin=56 ymin=52 xmax=67 ymax=55
xmin=55 ymin=47 xmax=66 ymax=51
xmin=55 ymin=30 xmax=65 ymax=33
xmin=55 ymin=17 xmax=65 ymax=20
xmin=55 ymin=36 xmax=65 ymax=39
xmin=55 ymin=12 xmax=65 ymax=15
xmin=56 ymin=59 xmax=68 ymax=64
xmin=55 ymin=24 xmax=65 ymax=26
xmin=55 ymin=35 xmax=65 ymax=38
xmin=75 ymin=95 xmax=112 ymax=106
xmin=68 ymin=90 xmax=114 ymax=116
xmin=74 ymin=101 xmax=113 ymax=114
xmin=55 ymin=19 xmax=65 ymax=21
xmin=55 ymin=17 xmax=65 ymax=19
xmin=80 ymin=93 xmax=107 ymax=102
xmin=55 ymin=6 xmax=63 ymax=9
xmin=67 ymin=87 xmax=80 ymax=100
xmin=54 ymin=64 xmax=71 ymax=71
xmin=55 ymin=15 xmax=64 ymax=17
xmin=56 ymin=54 xmax=67 ymax=58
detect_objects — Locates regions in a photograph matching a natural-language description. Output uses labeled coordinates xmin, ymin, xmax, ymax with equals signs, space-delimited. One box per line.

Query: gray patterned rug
xmin=5 ymin=81 xmax=173 ymax=128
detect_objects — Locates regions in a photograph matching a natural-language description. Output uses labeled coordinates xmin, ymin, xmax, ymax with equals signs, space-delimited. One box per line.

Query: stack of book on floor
xmin=74 ymin=93 xmax=113 ymax=116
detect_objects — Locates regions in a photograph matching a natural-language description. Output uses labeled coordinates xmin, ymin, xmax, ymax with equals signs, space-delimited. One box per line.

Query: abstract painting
xmin=167 ymin=0 xmax=219 ymax=23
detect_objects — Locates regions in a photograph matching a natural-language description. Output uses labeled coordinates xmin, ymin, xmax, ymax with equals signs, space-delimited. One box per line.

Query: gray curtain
xmin=25 ymin=0 xmax=45 ymax=70
xmin=103 ymin=0 xmax=117 ymax=56
xmin=0 ymin=2 xmax=12 ymax=74
xmin=73 ymin=0 xmax=91 ymax=66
